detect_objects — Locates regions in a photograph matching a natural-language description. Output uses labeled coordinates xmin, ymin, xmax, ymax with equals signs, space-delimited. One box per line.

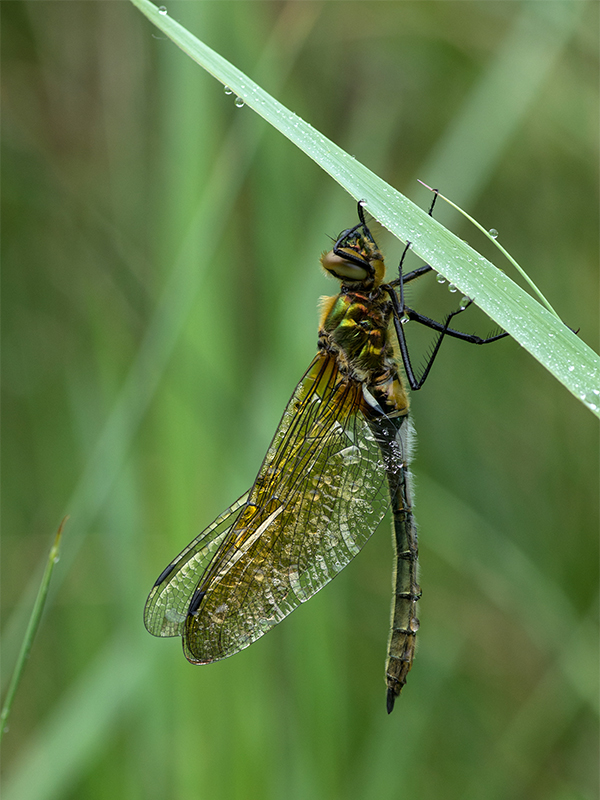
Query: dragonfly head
xmin=321 ymin=204 xmax=385 ymax=290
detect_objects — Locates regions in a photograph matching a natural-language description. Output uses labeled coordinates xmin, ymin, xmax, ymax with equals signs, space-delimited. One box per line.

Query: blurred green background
xmin=2 ymin=2 xmax=598 ymax=799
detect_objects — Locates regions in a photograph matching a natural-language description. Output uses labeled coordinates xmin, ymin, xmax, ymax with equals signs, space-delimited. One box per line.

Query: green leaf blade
xmin=130 ymin=0 xmax=600 ymax=416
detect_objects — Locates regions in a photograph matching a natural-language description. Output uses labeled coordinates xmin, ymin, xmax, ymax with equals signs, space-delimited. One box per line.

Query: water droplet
xmin=436 ymin=274 xmax=445 ymax=284
xmin=448 ymin=284 xmax=458 ymax=293
xmin=489 ymin=228 xmax=499 ymax=239
xmin=400 ymin=315 xmax=410 ymax=325
xmin=158 ymin=5 xmax=168 ymax=14
xmin=223 ymin=86 xmax=233 ymax=95
xmin=568 ymin=365 xmax=575 ymax=372
xmin=410 ymin=617 xmax=420 ymax=632
xmin=234 ymin=96 xmax=245 ymax=108
xmin=53 ymin=555 xmax=60 ymax=564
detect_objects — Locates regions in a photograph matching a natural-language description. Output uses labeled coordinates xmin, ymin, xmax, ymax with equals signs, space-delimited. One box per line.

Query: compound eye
xmin=321 ymin=250 xmax=370 ymax=282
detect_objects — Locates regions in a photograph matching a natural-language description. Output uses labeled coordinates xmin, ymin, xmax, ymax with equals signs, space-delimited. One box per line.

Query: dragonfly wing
xmin=144 ymin=492 xmax=250 ymax=637
xmin=184 ymin=351 xmax=407 ymax=663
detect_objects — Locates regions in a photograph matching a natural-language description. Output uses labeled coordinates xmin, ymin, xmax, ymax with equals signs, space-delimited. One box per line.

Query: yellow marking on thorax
xmin=318 ymin=294 xmax=339 ymax=328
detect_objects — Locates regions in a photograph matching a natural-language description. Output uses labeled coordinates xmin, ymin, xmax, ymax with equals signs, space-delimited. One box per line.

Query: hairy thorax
xmin=318 ymin=290 xmax=409 ymax=418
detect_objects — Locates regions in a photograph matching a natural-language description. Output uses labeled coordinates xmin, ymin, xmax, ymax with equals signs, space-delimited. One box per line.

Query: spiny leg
xmin=384 ymin=187 xmax=507 ymax=389
xmin=386 ymin=289 xmax=490 ymax=390
xmin=402 ymin=306 xmax=509 ymax=345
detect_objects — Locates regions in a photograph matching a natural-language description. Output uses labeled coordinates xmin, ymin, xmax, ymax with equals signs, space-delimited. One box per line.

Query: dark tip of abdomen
xmin=386 ymin=687 xmax=397 ymax=715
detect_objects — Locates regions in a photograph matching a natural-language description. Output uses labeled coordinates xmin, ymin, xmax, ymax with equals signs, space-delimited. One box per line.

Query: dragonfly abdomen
xmin=385 ymin=500 xmax=420 ymax=714
xmin=367 ymin=413 xmax=420 ymax=713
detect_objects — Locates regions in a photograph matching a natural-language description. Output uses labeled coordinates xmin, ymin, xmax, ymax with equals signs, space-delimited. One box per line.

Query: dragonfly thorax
xmin=318 ymin=289 xmax=409 ymax=418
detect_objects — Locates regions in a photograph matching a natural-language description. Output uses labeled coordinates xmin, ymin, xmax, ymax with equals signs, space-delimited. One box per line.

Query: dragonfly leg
xmin=404 ymin=306 xmax=509 ymax=345
xmin=385 ymin=287 xmax=506 ymax=391
xmin=383 ymin=186 xmax=508 ymax=389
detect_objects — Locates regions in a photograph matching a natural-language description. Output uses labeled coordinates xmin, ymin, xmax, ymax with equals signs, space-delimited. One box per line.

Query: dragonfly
xmin=144 ymin=198 xmax=507 ymax=713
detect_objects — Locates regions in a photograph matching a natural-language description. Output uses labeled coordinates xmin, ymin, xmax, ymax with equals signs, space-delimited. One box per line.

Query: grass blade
xmin=130 ymin=0 xmax=600 ymax=417
xmin=0 ymin=518 xmax=67 ymax=743
xmin=418 ymin=181 xmax=562 ymax=321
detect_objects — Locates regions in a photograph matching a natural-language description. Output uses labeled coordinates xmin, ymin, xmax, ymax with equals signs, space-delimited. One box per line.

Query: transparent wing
xmin=183 ymin=351 xmax=407 ymax=663
xmin=144 ymin=492 xmax=250 ymax=637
